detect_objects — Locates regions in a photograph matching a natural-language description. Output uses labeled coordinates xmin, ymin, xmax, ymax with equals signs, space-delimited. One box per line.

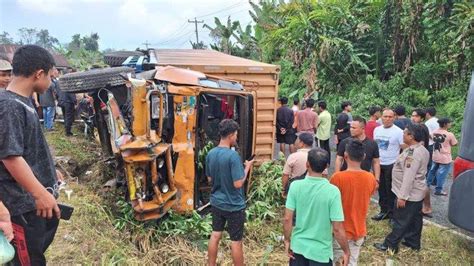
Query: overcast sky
xmin=0 ymin=0 xmax=254 ymax=50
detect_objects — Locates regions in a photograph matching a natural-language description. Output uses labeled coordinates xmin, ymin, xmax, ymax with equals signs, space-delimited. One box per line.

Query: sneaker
xmin=373 ymin=243 xmax=398 ymax=253
xmin=434 ymin=191 xmax=448 ymax=196
xmin=371 ymin=212 xmax=389 ymax=221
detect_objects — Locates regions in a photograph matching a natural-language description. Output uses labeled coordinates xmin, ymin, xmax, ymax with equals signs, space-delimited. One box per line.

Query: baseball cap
xmin=0 ymin=60 xmax=12 ymax=71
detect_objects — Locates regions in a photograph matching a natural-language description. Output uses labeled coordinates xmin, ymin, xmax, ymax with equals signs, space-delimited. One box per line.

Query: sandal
xmin=422 ymin=212 xmax=433 ymax=218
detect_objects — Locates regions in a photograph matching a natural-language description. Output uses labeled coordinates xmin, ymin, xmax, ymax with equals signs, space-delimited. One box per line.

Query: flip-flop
xmin=422 ymin=212 xmax=433 ymax=218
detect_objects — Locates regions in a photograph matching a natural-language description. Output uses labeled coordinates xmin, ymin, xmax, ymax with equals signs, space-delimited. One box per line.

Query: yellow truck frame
xmin=98 ymin=66 xmax=257 ymax=220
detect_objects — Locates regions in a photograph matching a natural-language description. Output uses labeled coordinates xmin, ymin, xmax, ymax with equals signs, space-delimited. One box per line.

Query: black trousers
xmin=378 ymin=164 xmax=396 ymax=214
xmin=384 ymin=200 xmax=423 ymax=249
xmin=290 ymin=253 xmax=332 ymax=266
xmin=316 ymin=138 xmax=331 ymax=164
xmin=427 ymin=144 xmax=435 ymax=184
xmin=9 ymin=211 xmax=59 ymax=266
xmin=63 ymin=102 xmax=75 ymax=134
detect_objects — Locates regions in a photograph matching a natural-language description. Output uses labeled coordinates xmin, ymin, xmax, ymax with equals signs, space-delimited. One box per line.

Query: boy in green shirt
xmin=284 ymin=148 xmax=350 ymax=265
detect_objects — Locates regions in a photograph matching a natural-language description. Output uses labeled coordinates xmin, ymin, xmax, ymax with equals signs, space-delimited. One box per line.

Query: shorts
xmin=10 ymin=211 xmax=60 ymax=265
xmin=333 ymin=237 xmax=365 ymax=266
xmin=277 ymin=129 xmax=297 ymax=144
xmin=290 ymin=253 xmax=332 ymax=266
xmin=211 ymin=206 xmax=245 ymax=241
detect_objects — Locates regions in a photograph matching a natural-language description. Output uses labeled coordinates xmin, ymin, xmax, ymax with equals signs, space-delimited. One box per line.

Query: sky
xmin=0 ymin=0 xmax=254 ymax=50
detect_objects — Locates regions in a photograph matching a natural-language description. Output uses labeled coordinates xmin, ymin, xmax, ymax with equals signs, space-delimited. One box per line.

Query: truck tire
xmin=59 ymin=67 xmax=134 ymax=93
xmin=104 ymin=51 xmax=143 ymax=66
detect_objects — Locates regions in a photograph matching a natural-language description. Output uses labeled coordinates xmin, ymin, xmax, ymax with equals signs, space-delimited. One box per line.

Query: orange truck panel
xmin=151 ymin=49 xmax=280 ymax=162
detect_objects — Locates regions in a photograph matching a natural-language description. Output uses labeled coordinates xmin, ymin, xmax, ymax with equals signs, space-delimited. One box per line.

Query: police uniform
xmin=384 ymin=142 xmax=429 ymax=250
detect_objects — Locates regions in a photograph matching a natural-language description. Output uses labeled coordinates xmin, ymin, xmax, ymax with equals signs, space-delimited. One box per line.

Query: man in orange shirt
xmin=331 ymin=140 xmax=377 ymax=265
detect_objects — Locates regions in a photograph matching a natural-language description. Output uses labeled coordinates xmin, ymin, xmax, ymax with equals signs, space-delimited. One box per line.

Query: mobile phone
xmin=58 ymin=203 xmax=74 ymax=220
xmin=248 ymin=154 xmax=256 ymax=161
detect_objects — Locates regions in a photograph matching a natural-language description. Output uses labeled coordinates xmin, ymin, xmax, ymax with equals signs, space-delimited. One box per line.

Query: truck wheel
xmin=59 ymin=67 xmax=134 ymax=93
xmin=104 ymin=51 xmax=143 ymax=66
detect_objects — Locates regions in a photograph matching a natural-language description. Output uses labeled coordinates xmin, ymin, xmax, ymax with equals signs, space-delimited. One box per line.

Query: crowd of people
xmin=0 ymin=45 xmax=460 ymax=266
xmin=205 ymin=94 xmax=458 ymax=266
xmin=274 ymin=97 xmax=458 ymax=265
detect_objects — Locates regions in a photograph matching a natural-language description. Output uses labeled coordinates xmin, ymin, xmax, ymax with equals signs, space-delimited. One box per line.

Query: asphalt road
xmin=273 ymin=137 xmax=474 ymax=239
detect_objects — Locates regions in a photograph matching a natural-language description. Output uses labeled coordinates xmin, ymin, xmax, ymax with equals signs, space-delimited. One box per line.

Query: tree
xmin=204 ymin=17 xmax=239 ymax=54
xmin=18 ymin=27 xmax=38 ymax=44
xmin=68 ymin=34 xmax=82 ymax=51
xmin=35 ymin=29 xmax=59 ymax=49
xmin=82 ymin=33 xmax=100 ymax=51
xmin=190 ymin=41 xmax=207 ymax=49
xmin=232 ymin=23 xmax=260 ymax=59
xmin=0 ymin=31 xmax=14 ymax=45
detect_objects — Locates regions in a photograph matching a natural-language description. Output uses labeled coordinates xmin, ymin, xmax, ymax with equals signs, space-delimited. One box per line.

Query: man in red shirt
xmin=331 ymin=140 xmax=377 ymax=265
xmin=296 ymin=98 xmax=319 ymax=138
xmin=365 ymin=106 xmax=381 ymax=140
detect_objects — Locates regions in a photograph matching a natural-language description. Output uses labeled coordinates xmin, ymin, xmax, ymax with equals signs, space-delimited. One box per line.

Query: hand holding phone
xmin=58 ymin=203 xmax=74 ymax=220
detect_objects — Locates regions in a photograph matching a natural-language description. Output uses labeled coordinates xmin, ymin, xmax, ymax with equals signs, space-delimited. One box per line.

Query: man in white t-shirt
xmin=425 ymin=107 xmax=439 ymax=156
xmin=372 ymin=109 xmax=405 ymax=221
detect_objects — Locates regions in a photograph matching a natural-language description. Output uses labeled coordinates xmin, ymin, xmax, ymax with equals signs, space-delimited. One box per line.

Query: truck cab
xmin=89 ymin=66 xmax=255 ymax=220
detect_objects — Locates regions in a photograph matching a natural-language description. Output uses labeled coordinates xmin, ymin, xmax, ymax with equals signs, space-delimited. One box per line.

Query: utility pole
xmin=188 ymin=17 xmax=204 ymax=44
xmin=142 ymin=40 xmax=151 ymax=49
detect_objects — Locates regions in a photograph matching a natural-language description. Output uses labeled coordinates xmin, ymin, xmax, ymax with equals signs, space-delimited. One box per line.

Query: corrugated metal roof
xmin=152 ymin=49 xmax=279 ymax=73
xmin=0 ymin=44 xmax=70 ymax=68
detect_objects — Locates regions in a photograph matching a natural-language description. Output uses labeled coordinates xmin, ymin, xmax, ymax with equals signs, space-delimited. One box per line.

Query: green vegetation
xmin=209 ymin=1 xmax=473 ymax=139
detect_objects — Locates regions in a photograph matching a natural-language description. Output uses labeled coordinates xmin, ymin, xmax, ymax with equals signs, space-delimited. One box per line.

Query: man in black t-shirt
xmin=276 ymin=97 xmax=297 ymax=155
xmin=0 ymin=45 xmax=60 ymax=265
xmin=394 ymin=105 xmax=412 ymax=130
xmin=335 ymin=116 xmax=381 ymax=182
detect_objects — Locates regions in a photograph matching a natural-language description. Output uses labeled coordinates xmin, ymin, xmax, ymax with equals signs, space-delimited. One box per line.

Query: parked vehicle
xmin=448 ymin=71 xmax=474 ymax=232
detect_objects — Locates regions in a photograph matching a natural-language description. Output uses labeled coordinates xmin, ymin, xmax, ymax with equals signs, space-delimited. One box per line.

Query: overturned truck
xmin=59 ymin=52 xmax=279 ymax=221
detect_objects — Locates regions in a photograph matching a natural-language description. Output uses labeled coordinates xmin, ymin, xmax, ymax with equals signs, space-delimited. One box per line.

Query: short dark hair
xmin=293 ymin=98 xmax=300 ymax=105
xmin=12 ymin=45 xmax=55 ymax=77
xmin=425 ymin=107 xmax=436 ymax=117
xmin=305 ymin=98 xmax=315 ymax=108
xmin=394 ymin=105 xmax=406 ymax=116
xmin=406 ymin=123 xmax=425 ymax=142
xmin=352 ymin=116 xmax=366 ymax=127
xmin=298 ymin=132 xmax=314 ymax=147
xmin=307 ymin=148 xmax=329 ymax=173
xmin=317 ymin=100 xmax=327 ymax=110
xmin=345 ymin=139 xmax=365 ymax=162
xmin=412 ymin=108 xmax=426 ymax=120
xmin=369 ymin=106 xmax=382 ymax=116
xmin=341 ymin=101 xmax=352 ymax=110
xmin=438 ymin=117 xmax=452 ymax=128
xmin=218 ymin=119 xmax=239 ymax=138
xmin=279 ymin=97 xmax=288 ymax=105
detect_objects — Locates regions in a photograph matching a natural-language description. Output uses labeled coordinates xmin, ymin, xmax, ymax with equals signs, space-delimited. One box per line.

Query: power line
xmin=155 ymin=30 xmax=194 ymax=46
xmin=151 ymin=22 xmax=190 ymax=45
xmin=195 ymin=1 xmax=244 ymax=19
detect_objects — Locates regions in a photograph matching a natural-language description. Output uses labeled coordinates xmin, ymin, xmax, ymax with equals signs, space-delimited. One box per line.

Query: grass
xmin=44 ymin=125 xmax=474 ymax=265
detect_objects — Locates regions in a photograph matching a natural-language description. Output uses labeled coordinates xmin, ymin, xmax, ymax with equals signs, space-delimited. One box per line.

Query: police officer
xmin=374 ymin=123 xmax=429 ymax=252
